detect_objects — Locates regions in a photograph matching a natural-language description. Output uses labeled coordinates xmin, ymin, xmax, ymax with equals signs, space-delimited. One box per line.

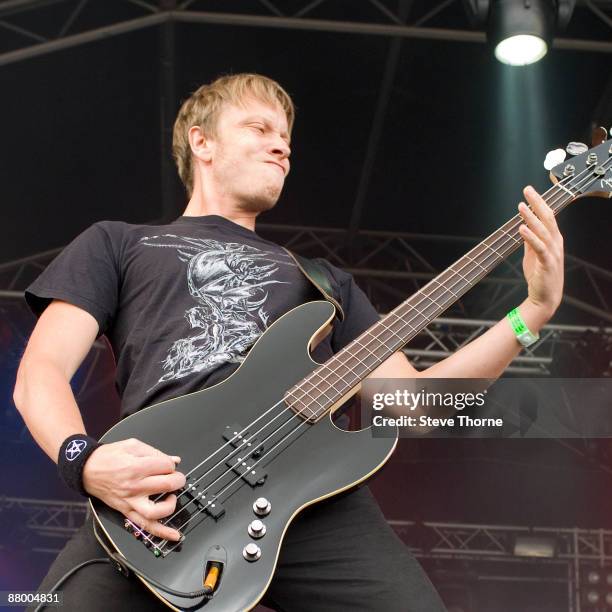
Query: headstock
xmin=548 ymin=133 xmax=612 ymax=201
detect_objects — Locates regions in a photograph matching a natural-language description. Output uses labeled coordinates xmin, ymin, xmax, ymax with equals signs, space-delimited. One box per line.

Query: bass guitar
xmin=91 ymin=137 xmax=612 ymax=610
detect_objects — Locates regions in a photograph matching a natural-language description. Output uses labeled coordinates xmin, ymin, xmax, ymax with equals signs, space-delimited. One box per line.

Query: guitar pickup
xmin=182 ymin=485 xmax=226 ymax=520
xmin=226 ymin=456 xmax=267 ymax=487
xmin=223 ymin=423 xmax=264 ymax=457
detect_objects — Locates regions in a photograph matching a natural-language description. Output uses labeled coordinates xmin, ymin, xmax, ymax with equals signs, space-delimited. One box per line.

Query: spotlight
xmin=587 ymin=570 xmax=601 ymax=585
xmin=586 ymin=590 xmax=600 ymax=604
xmin=464 ymin=0 xmax=576 ymax=65
xmin=513 ymin=535 xmax=556 ymax=558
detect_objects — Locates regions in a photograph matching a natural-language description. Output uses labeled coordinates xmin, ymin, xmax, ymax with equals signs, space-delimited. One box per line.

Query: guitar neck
xmin=288 ymin=179 xmax=578 ymax=419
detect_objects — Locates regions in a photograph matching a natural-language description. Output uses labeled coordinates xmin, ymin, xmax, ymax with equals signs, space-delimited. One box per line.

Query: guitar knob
xmin=253 ymin=497 xmax=271 ymax=516
xmin=248 ymin=520 xmax=266 ymax=539
xmin=243 ymin=543 xmax=261 ymax=562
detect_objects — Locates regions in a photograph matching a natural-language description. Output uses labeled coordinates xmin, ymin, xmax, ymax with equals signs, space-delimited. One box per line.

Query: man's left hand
xmin=518 ymin=185 xmax=565 ymax=323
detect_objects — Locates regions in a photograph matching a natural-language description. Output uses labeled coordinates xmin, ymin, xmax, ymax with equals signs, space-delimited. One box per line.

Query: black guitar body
xmin=91 ymin=301 xmax=398 ymax=611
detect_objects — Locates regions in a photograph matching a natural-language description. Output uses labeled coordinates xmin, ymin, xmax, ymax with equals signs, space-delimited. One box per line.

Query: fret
xmin=489 ymin=228 xmax=520 ymax=256
xmin=355 ymin=330 xmax=389 ymax=358
xmin=386 ymin=309 xmax=419 ymax=338
xmin=353 ymin=337 xmax=385 ymax=365
xmin=446 ymin=264 xmax=473 ymax=289
xmin=345 ymin=349 xmax=375 ymax=372
xmin=300 ymin=371 xmax=337 ymax=403
xmin=368 ymin=321 xmax=404 ymax=344
xmin=431 ymin=277 xmax=459 ymax=299
xmin=324 ymin=359 xmax=361 ymax=383
xmin=322 ymin=356 xmax=365 ymax=391
xmin=479 ymin=239 xmax=504 ymax=263
xmin=499 ymin=226 xmax=521 ymax=245
xmin=284 ymin=392 xmax=318 ymax=419
xmin=464 ymin=253 xmax=489 ymax=273
xmin=368 ymin=325 xmax=397 ymax=347
xmin=287 ymin=384 xmax=326 ymax=410
xmin=312 ymin=365 xmax=359 ymax=404
xmin=397 ymin=298 xmax=430 ymax=324
xmin=420 ymin=286 xmax=448 ymax=310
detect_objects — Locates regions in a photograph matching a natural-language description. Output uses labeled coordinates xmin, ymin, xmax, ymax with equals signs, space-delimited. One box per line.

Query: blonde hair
xmin=172 ymin=73 xmax=295 ymax=196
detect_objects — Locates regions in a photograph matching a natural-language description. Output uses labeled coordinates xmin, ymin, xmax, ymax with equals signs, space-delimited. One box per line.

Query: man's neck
xmin=182 ymin=198 xmax=258 ymax=232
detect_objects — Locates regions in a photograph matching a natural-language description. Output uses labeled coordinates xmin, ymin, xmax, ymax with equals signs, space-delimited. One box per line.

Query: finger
xmin=135 ymin=454 xmax=181 ymax=477
xmin=523 ymin=186 xmax=558 ymax=235
xmin=125 ymin=509 xmax=182 ymax=542
xmin=519 ymin=224 xmax=549 ymax=260
xmin=124 ymin=439 xmax=181 ymax=465
xmin=132 ymin=494 xmax=179 ymax=523
xmin=133 ymin=472 xmax=187 ymax=496
xmin=518 ymin=201 xmax=552 ymax=246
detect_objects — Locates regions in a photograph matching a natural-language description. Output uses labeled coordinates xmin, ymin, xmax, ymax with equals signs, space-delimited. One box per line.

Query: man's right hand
xmin=82 ymin=438 xmax=186 ymax=542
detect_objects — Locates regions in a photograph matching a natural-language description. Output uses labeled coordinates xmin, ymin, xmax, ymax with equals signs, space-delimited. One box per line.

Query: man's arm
xmin=13 ymin=299 xmax=99 ymax=460
xmin=366 ymin=185 xmax=564 ymax=383
xmin=13 ymin=299 xmax=185 ymax=541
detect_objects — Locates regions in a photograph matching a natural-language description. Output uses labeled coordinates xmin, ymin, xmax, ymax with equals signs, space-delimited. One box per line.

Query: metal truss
xmin=390 ymin=520 xmax=612 ymax=563
xmin=256 ymin=223 xmax=612 ymax=325
xmin=0 ymin=496 xmax=88 ymax=553
xmin=390 ymin=520 xmax=612 ymax=611
xmin=0 ymin=0 xmax=610 ymax=68
xmin=3 ymin=224 xmax=612 ymax=376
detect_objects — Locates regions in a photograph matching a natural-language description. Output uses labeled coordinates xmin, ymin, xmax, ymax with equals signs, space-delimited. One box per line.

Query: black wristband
xmin=57 ymin=434 xmax=102 ymax=496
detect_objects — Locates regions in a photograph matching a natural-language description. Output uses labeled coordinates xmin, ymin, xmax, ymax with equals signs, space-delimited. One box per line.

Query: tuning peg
xmin=591 ymin=126 xmax=607 ymax=147
xmin=544 ymin=148 xmax=566 ymax=170
xmin=566 ymin=142 xmax=588 ymax=156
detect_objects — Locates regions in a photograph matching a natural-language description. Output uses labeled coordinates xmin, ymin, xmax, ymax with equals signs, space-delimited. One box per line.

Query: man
xmin=14 ymin=73 xmax=564 ymax=611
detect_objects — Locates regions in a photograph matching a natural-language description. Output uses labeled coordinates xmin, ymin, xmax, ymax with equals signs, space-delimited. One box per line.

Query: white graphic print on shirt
xmin=139 ymin=234 xmax=294 ymax=391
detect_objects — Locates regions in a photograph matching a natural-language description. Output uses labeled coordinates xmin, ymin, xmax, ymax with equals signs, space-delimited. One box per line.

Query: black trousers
xmin=29 ymin=486 xmax=446 ymax=612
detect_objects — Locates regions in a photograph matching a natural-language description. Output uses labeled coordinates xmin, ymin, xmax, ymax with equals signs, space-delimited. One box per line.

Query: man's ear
xmin=188 ymin=126 xmax=213 ymax=163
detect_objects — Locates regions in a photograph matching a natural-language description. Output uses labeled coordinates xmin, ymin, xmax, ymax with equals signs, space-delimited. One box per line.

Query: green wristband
xmin=507 ymin=307 xmax=539 ymax=348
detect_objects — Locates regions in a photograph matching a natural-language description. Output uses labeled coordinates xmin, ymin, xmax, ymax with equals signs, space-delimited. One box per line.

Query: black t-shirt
xmin=25 ymin=215 xmax=380 ymax=418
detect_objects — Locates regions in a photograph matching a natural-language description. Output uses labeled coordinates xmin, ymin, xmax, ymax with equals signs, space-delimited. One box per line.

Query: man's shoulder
xmin=308 ymin=257 xmax=353 ymax=286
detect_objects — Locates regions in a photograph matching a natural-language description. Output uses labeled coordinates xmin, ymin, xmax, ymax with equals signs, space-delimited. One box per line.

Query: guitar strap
xmin=281 ymin=248 xmax=345 ymax=321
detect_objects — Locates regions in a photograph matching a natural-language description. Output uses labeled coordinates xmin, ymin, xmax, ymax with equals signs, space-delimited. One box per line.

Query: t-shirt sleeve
xmin=24 ymin=221 xmax=121 ymax=338
xmin=314 ymin=258 xmax=381 ymax=351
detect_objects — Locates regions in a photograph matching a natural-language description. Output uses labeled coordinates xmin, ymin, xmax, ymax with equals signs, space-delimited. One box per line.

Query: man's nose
xmin=270 ymin=138 xmax=290 ymax=159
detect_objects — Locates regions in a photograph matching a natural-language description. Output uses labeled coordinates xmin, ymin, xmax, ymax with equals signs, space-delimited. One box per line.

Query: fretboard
xmin=285 ymin=179 xmax=578 ymax=421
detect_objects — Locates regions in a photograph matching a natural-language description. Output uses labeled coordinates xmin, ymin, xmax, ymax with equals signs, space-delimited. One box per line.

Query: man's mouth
xmin=264 ymin=161 xmax=286 ymax=175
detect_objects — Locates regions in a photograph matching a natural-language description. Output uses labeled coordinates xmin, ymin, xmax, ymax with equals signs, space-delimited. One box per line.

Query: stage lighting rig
xmin=581 ymin=567 xmax=612 ymax=610
xmin=464 ymin=0 xmax=576 ymax=65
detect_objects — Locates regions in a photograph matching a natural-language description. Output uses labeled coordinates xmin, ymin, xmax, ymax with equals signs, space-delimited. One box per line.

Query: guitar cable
xmin=32 ymin=519 xmax=213 ymax=611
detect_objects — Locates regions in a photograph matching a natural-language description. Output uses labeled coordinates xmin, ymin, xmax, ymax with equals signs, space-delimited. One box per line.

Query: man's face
xmin=207 ymin=97 xmax=291 ymax=213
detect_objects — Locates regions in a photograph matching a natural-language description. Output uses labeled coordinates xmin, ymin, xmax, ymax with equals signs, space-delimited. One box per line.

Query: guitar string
xmin=154 ymin=174 xmax=589 ymax=553
xmin=152 ymin=160 xmax=611 ymax=553
xmin=150 ymin=161 xmax=604 ymax=552
xmin=147 ymin=171 xmax=575 ymax=511
xmin=147 ymin=159 xmax=608 ymax=552
xmin=148 ymin=161 xmax=604 ymax=551
xmin=155 ymin=168 xmax=583 ymax=499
